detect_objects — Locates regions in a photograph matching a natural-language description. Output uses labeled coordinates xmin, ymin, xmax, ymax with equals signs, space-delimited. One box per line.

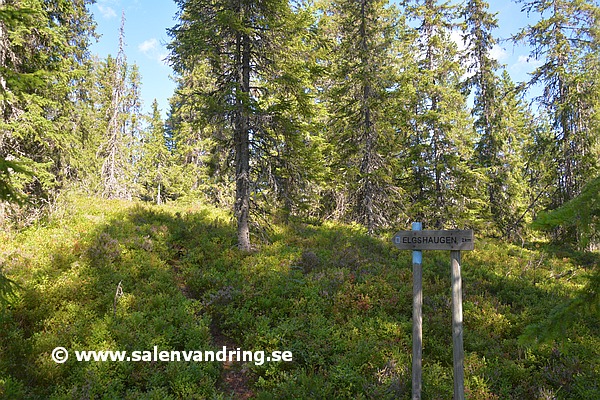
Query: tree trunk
xmin=234 ymin=32 xmax=251 ymax=251
xmin=0 ymin=0 xmax=7 ymax=97
xmin=358 ymin=0 xmax=375 ymax=234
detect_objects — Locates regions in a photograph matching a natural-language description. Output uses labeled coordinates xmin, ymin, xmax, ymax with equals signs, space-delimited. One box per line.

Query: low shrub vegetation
xmin=1 ymin=193 xmax=598 ymax=398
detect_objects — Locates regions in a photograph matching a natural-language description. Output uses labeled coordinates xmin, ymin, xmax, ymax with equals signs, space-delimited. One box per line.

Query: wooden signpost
xmin=393 ymin=224 xmax=474 ymax=400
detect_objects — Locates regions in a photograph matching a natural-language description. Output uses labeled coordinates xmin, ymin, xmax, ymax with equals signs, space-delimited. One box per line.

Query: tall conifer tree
xmin=0 ymin=0 xmax=95 ymax=205
xmin=404 ymin=0 xmax=475 ymax=228
xmin=96 ymin=13 xmax=141 ymax=199
xmin=492 ymin=71 xmax=537 ymax=236
xmin=169 ymin=0 xmax=315 ymax=250
xmin=514 ymin=0 xmax=600 ymax=208
xmin=138 ymin=100 xmax=170 ymax=204
xmin=323 ymin=0 xmax=404 ymax=233
xmin=462 ymin=0 xmax=531 ymax=236
xmin=165 ymin=65 xmax=223 ymax=202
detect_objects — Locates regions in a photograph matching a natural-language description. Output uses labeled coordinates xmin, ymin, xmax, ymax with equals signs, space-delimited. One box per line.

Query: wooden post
xmin=412 ymin=222 xmax=423 ymax=400
xmin=393 ymin=227 xmax=473 ymax=400
xmin=450 ymin=250 xmax=465 ymax=400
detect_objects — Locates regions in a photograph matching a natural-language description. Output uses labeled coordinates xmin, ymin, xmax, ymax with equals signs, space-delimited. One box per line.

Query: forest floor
xmin=0 ymin=192 xmax=598 ymax=399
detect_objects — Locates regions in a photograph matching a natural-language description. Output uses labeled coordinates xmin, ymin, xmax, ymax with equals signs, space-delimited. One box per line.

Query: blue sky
xmin=88 ymin=0 xmax=542 ymax=119
xmin=89 ymin=0 xmax=178 ymax=118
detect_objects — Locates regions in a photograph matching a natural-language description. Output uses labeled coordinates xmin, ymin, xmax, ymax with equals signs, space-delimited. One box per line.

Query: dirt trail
xmin=171 ymin=259 xmax=254 ymax=398
xmin=210 ymin=319 xmax=255 ymax=399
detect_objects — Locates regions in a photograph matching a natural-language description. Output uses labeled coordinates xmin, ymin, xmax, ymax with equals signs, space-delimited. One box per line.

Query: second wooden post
xmin=412 ymin=222 xmax=423 ymax=400
xmin=451 ymin=250 xmax=465 ymax=400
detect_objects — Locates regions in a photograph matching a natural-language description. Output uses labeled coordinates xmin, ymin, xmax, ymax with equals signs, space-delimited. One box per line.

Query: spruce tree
xmin=96 ymin=13 xmax=140 ymax=200
xmin=169 ymin=0 xmax=315 ymax=250
xmin=138 ymin=100 xmax=171 ymax=204
xmin=0 ymin=0 xmax=95 ymax=206
xmin=404 ymin=0 xmax=476 ymax=228
xmin=514 ymin=0 xmax=600 ymax=208
xmin=491 ymin=71 xmax=537 ymax=237
xmin=323 ymin=0 xmax=405 ymax=233
xmin=462 ymin=0 xmax=531 ymax=237
xmin=165 ymin=65 xmax=223 ymax=203
xmin=255 ymin=3 xmax=328 ymax=222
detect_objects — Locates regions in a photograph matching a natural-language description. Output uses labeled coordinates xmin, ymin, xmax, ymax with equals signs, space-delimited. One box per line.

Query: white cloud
xmin=512 ymin=54 xmax=543 ymax=71
xmin=96 ymin=0 xmax=120 ymax=19
xmin=138 ymin=38 xmax=159 ymax=54
xmin=97 ymin=3 xmax=117 ymax=19
xmin=489 ymin=44 xmax=508 ymax=62
xmin=518 ymin=55 xmax=542 ymax=66
xmin=138 ymin=38 xmax=169 ymax=66
xmin=450 ymin=29 xmax=467 ymax=52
